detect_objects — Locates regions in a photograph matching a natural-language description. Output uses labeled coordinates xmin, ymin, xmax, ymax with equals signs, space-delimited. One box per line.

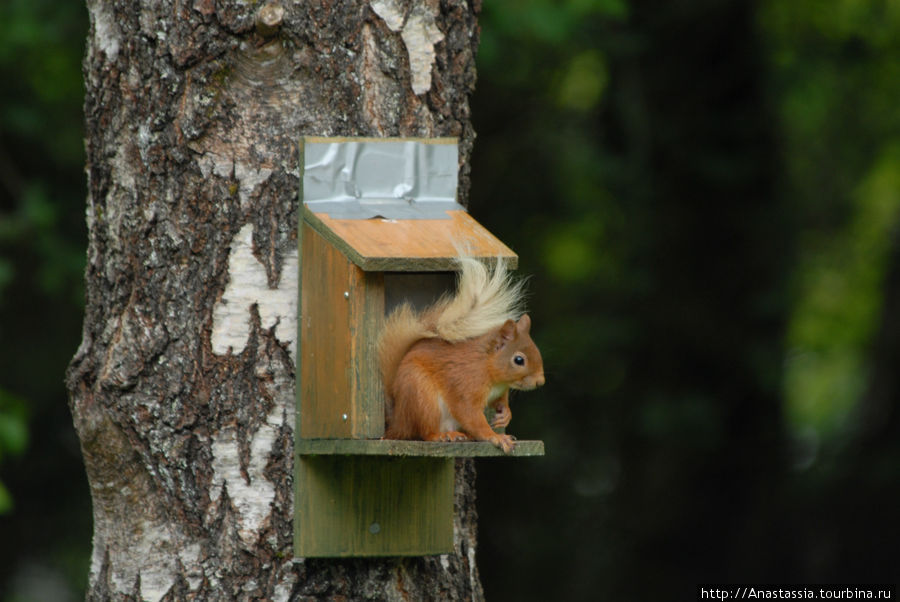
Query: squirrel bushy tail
xmin=378 ymin=256 xmax=526 ymax=395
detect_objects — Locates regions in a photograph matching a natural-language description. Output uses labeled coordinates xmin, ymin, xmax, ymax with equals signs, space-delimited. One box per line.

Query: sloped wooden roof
xmin=302 ymin=206 xmax=517 ymax=272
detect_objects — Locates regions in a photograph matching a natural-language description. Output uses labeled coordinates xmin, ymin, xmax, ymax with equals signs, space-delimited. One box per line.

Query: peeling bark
xmin=68 ymin=1 xmax=484 ymax=599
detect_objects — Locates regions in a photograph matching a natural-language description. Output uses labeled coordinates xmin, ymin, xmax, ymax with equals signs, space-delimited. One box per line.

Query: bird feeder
xmin=294 ymin=137 xmax=544 ymax=558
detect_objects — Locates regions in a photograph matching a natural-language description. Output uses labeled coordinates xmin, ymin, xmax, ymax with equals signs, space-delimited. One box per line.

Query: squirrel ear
xmin=494 ymin=319 xmax=517 ymax=350
xmin=517 ymin=314 xmax=532 ymax=333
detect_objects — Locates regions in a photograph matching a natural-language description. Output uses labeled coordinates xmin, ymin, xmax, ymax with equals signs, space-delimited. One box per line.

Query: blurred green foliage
xmin=472 ymin=0 xmax=900 ymax=598
xmin=0 ymin=0 xmax=89 ymax=599
xmin=0 ymin=0 xmax=85 ymax=165
xmin=761 ymin=2 xmax=900 ymax=437
xmin=0 ymin=389 xmax=28 ymax=514
xmin=785 ymin=145 xmax=900 ymax=434
xmin=0 ymin=0 xmax=86 ymax=307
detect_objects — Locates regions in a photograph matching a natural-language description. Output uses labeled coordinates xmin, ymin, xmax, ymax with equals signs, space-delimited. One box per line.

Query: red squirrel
xmin=378 ymin=257 xmax=545 ymax=453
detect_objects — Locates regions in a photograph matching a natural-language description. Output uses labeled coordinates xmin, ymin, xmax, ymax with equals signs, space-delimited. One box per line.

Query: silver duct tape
xmin=302 ymin=138 xmax=463 ymax=220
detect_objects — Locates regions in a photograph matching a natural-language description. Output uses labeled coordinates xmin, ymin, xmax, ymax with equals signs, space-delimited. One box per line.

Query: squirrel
xmin=378 ymin=256 xmax=545 ymax=453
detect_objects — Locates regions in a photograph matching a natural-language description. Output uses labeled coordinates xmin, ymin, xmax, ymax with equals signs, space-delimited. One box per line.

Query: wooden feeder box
xmin=294 ymin=137 xmax=544 ymax=558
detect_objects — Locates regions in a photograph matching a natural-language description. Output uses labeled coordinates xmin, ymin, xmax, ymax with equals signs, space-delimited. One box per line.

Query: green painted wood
xmin=295 ymin=214 xmax=304 ymax=449
xmin=296 ymin=438 xmax=545 ymax=457
xmin=295 ymin=455 xmax=454 ymax=557
xmin=348 ymin=265 xmax=385 ymax=438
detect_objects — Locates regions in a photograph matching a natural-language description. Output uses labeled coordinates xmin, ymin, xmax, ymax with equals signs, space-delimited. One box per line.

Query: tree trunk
xmin=67 ymin=1 xmax=484 ymax=599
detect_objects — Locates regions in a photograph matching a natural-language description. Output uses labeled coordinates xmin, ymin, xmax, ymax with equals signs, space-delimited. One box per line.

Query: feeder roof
xmin=301 ymin=137 xmax=516 ymax=271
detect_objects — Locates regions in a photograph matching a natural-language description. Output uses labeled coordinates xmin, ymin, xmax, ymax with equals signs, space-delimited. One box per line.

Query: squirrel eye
xmin=513 ymin=354 xmax=526 ymax=366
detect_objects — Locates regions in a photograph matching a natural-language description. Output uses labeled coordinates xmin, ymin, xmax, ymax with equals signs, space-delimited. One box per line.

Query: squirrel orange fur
xmin=378 ymin=257 xmax=545 ymax=453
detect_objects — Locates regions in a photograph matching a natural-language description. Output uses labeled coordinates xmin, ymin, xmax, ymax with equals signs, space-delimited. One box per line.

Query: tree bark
xmin=67 ymin=1 xmax=484 ymax=599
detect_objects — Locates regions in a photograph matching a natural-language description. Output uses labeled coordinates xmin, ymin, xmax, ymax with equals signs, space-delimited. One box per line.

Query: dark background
xmin=2 ymin=0 xmax=899 ymax=600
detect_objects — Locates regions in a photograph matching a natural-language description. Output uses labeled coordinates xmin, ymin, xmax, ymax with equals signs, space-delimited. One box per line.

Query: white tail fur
xmin=428 ymin=256 xmax=525 ymax=342
xmin=378 ymin=256 xmax=526 ymax=393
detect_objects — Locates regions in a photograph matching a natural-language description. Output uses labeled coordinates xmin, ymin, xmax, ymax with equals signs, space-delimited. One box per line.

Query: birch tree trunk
xmin=66 ymin=1 xmax=484 ymax=599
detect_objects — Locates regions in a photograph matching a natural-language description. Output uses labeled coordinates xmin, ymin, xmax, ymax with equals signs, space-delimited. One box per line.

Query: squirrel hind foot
xmin=425 ymin=431 xmax=470 ymax=443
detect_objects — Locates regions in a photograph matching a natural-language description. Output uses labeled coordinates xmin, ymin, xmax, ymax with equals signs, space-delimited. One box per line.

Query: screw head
xmin=343 ymin=291 xmax=349 ymax=299
xmin=369 ymin=522 xmax=381 ymax=535
xmin=341 ymin=413 xmax=348 ymax=421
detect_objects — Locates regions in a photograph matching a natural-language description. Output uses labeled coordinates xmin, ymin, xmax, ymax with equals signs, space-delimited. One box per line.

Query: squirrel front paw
xmin=489 ymin=433 xmax=516 ymax=454
xmin=490 ymin=405 xmax=512 ymax=428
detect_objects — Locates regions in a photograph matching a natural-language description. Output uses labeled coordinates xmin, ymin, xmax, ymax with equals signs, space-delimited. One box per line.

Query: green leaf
xmin=0 ymin=389 xmax=29 ymax=456
xmin=556 ymin=51 xmax=609 ymax=111
xmin=0 ymin=480 xmax=12 ymax=514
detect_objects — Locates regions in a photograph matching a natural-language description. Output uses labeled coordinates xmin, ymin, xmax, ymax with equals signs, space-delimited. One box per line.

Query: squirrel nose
xmin=535 ymin=373 xmax=545 ymax=387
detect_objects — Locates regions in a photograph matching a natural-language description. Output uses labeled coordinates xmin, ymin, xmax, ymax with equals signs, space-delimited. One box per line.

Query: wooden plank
xmin=299 ymin=224 xmax=354 ymax=439
xmin=348 ymin=264 xmax=385 ymax=438
xmin=303 ymin=207 xmax=517 ymax=272
xmin=296 ymin=438 xmax=545 ymax=458
xmin=299 ymin=223 xmax=386 ymax=439
xmin=295 ymin=456 xmax=454 ymax=557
